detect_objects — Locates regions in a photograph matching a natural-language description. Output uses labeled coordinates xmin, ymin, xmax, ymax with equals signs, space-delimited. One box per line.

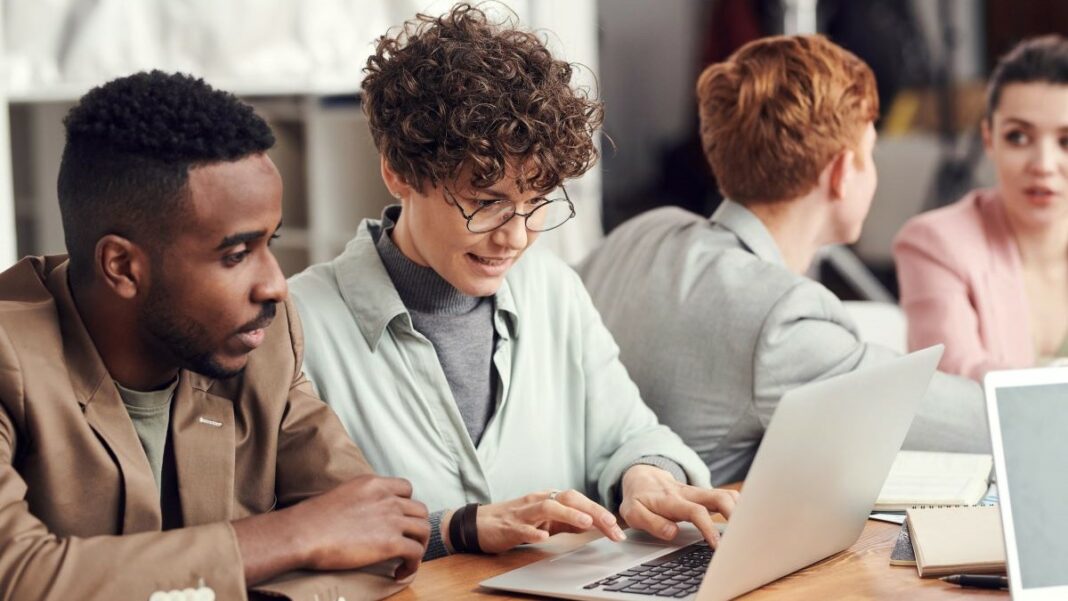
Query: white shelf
xmin=0 ymin=0 xmax=601 ymax=270
xmin=5 ymin=79 xmax=361 ymax=104
xmin=3 ymin=95 xmax=392 ymax=275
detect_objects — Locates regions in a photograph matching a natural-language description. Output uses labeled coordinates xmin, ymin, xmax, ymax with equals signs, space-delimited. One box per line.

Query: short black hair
xmin=58 ymin=70 xmax=275 ymax=281
xmin=987 ymin=35 xmax=1068 ymax=119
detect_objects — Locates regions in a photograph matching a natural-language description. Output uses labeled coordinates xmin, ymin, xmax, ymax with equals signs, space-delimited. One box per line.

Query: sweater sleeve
xmin=424 ymin=510 xmax=449 ymax=560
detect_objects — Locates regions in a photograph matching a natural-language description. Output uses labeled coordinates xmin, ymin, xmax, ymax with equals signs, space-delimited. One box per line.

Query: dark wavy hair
xmin=986 ymin=35 xmax=1068 ymax=120
xmin=361 ymin=3 xmax=603 ymax=193
xmin=58 ymin=70 xmax=275 ymax=281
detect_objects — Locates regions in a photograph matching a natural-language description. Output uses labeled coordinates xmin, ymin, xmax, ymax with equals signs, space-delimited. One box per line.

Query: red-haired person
xmin=894 ymin=36 xmax=1068 ymax=380
xmin=580 ymin=35 xmax=990 ymax=486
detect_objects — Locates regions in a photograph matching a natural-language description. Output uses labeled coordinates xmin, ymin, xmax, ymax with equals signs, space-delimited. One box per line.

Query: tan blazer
xmin=0 ymin=256 xmax=407 ymax=601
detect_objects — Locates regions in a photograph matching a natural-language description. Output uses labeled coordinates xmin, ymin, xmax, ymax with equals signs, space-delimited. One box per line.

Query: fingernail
xmin=662 ymin=524 xmax=676 ymax=538
xmin=613 ymin=526 xmax=627 ymax=540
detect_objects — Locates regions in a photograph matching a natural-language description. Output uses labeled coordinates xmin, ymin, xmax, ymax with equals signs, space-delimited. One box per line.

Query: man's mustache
xmin=238 ymin=302 xmax=277 ymax=333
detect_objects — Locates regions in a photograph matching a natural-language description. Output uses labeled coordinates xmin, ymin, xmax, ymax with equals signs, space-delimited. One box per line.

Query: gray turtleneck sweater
xmin=375 ymin=216 xmax=497 ymax=445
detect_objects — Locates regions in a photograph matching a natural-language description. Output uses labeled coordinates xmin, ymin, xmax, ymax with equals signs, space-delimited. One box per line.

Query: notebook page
xmin=875 ymin=451 xmax=992 ymax=509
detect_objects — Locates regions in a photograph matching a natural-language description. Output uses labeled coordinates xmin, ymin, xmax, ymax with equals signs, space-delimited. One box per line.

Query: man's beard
xmin=141 ymin=284 xmax=275 ymax=380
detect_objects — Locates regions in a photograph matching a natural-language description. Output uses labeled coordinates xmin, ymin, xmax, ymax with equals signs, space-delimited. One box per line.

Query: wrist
xmin=281 ymin=502 xmax=317 ymax=569
xmin=447 ymin=503 xmax=483 ymax=554
xmin=232 ymin=503 xmax=314 ymax=585
xmin=622 ymin=464 xmax=666 ymax=496
xmin=441 ymin=508 xmax=457 ymax=554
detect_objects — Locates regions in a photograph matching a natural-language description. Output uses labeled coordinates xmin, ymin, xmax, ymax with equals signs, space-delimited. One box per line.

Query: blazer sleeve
xmin=272 ymin=299 xmax=375 ymax=506
xmin=893 ymin=219 xmax=996 ymax=381
xmin=752 ymin=281 xmax=990 ymax=455
xmin=0 ymin=329 xmax=248 ymax=601
xmin=573 ymin=273 xmax=712 ymax=507
xmin=252 ymin=299 xmax=410 ymax=601
xmin=0 ymin=302 xmax=405 ymax=601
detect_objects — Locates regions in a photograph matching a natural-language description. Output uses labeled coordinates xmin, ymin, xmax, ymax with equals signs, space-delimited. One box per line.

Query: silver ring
xmin=548 ymin=489 xmax=561 ymax=502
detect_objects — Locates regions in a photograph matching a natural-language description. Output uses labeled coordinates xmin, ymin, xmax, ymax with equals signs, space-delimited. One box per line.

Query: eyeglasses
xmin=443 ymin=186 xmax=576 ymax=234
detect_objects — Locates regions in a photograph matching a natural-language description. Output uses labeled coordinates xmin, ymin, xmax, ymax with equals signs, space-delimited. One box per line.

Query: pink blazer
xmin=893 ymin=189 xmax=1034 ymax=381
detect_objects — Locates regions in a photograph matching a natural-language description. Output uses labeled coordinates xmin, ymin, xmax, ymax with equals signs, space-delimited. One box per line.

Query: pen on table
xmin=939 ymin=574 xmax=1009 ymax=589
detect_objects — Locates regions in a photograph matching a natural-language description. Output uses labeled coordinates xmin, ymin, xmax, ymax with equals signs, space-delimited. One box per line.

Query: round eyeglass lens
xmin=527 ymin=200 xmax=573 ymax=232
xmin=469 ymin=202 xmax=515 ymax=233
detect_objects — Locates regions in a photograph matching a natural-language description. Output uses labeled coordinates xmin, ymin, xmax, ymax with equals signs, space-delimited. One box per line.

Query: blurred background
xmin=2 ymin=0 xmax=1067 ymax=300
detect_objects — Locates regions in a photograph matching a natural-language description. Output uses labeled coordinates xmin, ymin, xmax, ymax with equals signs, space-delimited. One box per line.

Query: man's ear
xmin=827 ymin=149 xmax=854 ymax=201
xmin=380 ymin=155 xmax=415 ymax=201
xmin=95 ymin=235 xmax=149 ymax=300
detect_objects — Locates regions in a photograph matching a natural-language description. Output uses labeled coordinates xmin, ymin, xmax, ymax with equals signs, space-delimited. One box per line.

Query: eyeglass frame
xmin=442 ymin=185 xmax=576 ymax=234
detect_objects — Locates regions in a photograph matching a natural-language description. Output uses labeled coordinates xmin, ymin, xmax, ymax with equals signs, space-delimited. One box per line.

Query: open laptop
xmin=482 ymin=345 xmax=943 ymax=601
xmin=985 ymin=367 xmax=1068 ymax=600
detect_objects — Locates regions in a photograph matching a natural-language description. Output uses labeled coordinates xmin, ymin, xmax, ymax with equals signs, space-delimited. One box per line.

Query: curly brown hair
xmin=361 ymin=3 xmax=603 ymax=194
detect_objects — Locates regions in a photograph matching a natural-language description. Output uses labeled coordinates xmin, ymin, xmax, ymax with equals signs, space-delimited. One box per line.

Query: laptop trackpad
xmin=549 ymin=527 xmax=705 ymax=568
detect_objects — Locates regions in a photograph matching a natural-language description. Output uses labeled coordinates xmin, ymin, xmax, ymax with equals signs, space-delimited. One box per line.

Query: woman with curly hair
xmin=894 ymin=35 xmax=1068 ymax=380
xmin=289 ymin=3 xmax=736 ymax=560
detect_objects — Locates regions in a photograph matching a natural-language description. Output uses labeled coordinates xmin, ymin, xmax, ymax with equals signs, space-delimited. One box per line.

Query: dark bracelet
xmin=448 ymin=504 xmax=466 ymax=553
xmin=462 ymin=503 xmax=482 ymax=554
xmin=448 ymin=503 xmax=482 ymax=554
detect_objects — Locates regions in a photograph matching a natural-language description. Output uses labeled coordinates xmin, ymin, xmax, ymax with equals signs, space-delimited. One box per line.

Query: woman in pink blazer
xmin=894 ymin=35 xmax=1068 ymax=381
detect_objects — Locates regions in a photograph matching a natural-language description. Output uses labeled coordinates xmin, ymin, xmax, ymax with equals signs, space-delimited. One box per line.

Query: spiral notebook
xmin=874 ymin=451 xmax=992 ymax=511
xmin=905 ymin=505 xmax=1006 ymax=578
xmin=889 ymin=520 xmax=916 ymax=567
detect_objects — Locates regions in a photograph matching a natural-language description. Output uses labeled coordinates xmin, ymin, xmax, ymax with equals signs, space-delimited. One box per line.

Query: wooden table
xmin=395 ymin=519 xmax=1008 ymax=600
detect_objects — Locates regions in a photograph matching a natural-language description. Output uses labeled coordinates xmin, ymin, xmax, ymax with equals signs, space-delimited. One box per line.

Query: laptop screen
xmin=995 ymin=382 xmax=1068 ymax=589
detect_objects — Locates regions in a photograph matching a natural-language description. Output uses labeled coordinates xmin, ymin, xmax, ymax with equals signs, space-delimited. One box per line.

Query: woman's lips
xmin=1023 ymin=186 xmax=1058 ymax=206
xmin=466 ymin=253 xmax=514 ymax=276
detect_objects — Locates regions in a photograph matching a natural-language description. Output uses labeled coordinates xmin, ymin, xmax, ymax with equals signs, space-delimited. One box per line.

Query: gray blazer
xmin=579 ymin=201 xmax=990 ymax=485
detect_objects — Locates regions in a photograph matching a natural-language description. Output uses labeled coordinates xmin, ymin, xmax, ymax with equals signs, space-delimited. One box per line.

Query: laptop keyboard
xmin=582 ymin=541 xmax=712 ymax=597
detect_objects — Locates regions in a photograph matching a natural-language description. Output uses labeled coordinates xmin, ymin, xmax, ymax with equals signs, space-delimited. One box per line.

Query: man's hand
xmin=450 ymin=489 xmax=626 ymax=554
xmin=234 ymin=474 xmax=429 ymax=584
xmin=296 ymin=475 xmax=430 ymax=578
xmin=618 ymin=465 xmax=738 ymax=547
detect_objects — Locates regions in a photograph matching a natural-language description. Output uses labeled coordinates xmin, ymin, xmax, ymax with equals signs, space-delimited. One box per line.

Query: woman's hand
xmin=619 ymin=465 xmax=739 ymax=547
xmin=447 ymin=489 xmax=627 ymax=554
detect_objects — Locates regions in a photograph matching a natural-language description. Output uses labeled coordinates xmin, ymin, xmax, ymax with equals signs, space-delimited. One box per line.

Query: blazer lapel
xmin=171 ymin=373 xmax=236 ymax=525
xmin=81 ymin=391 xmax=165 ymax=533
xmin=45 ymin=262 xmax=162 ymax=533
xmin=978 ymin=191 xmax=1036 ymax=364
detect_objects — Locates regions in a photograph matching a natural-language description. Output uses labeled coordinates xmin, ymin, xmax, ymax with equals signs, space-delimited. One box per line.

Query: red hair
xmin=697 ymin=34 xmax=878 ymax=204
